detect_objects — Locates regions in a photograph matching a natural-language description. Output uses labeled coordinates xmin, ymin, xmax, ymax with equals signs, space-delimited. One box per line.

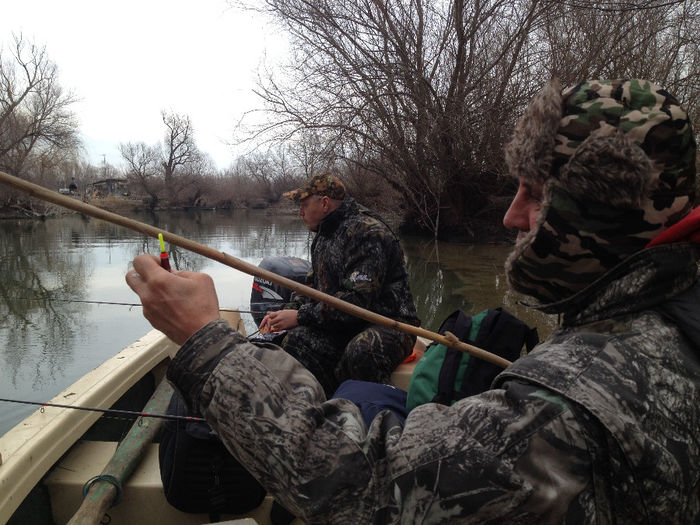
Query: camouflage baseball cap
xmin=504 ymin=78 xmax=697 ymax=309
xmin=282 ymin=174 xmax=346 ymax=202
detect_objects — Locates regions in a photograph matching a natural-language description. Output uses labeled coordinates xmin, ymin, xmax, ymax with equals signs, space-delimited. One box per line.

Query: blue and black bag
xmin=406 ymin=307 xmax=539 ymax=410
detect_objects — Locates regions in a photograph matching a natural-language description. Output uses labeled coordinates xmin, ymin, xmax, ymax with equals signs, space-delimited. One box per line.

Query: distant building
xmin=87 ymin=178 xmax=129 ymax=197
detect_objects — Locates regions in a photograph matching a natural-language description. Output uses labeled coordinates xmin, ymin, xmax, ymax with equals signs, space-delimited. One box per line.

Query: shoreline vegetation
xmin=0 ymin=195 xmax=301 ymax=219
xmin=1 ymin=6 xmax=697 ymax=243
xmin=0 ymin=195 xmax=513 ymax=244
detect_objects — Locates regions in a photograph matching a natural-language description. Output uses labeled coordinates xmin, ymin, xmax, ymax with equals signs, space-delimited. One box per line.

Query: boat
xmin=0 ymin=309 xmax=420 ymax=525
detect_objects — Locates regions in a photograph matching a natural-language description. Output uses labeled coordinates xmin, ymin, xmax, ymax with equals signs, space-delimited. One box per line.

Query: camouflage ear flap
xmin=505 ymin=78 xmax=563 ymax=186
xmin=558 ymin=127 xmax=654 ymax=208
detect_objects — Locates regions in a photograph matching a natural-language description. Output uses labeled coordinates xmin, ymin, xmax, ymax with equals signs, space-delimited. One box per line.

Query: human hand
xmin=259 ymin=309 xmax=299 ymax=334
xmin=125 ymin=254 xmax=220 ymax=345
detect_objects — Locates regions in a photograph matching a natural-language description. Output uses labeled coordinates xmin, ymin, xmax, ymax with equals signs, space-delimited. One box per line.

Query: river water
xmin=0 ymin=209 xmax=556 ymax=436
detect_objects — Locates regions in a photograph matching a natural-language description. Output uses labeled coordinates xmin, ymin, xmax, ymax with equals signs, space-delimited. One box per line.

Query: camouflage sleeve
xmin=296 ymin=225 xmax=388 ymax=330
xmin=289 ymin=268 xmax=314 ymax=307
xmin=168 ymin=319 xmax=597 ymax=523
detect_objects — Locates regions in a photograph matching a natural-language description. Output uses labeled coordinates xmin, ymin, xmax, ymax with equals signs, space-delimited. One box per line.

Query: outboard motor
xmin=250 ymin=256 xmax=311 ymax=327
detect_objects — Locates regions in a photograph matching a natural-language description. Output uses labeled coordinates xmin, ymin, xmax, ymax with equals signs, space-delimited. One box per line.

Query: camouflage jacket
xmin=168 ymin=243 xmax=699 ymax=524
xmin=290 ymin=197 xmax=419 ymax=331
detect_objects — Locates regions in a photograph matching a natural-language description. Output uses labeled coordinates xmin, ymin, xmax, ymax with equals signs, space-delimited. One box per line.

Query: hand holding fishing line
xmin=126 ymin=254 xmax=220 ymax=345
xmin=259 ymin=309 xmax=299 ymax=334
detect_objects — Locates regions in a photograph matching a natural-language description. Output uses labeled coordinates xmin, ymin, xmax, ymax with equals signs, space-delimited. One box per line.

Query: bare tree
xmin=287 ymin=130 xmax=338 ymax=179
xmin=161 ymin=110 xmax=199 ymax=203
xmin=0 ymin=34 xmax=80 ymax=202
xmin=237 ymin=0 xmax=698 ymax=239
xmin=216 ymin=159 xmax=264 ymax=208
xmin=540 ymin=1 xmax=699 ymax=91
xmin=239 ymin=150 xmax=276 ymax=205
xmin=118 ymin=111 xmax=210 ymax=208
xmin=119 ymin=141 xmax=163 ymax=208
xmin=178 ymin=151 xmax=217 ymax=208
xmin=244 ymin=0 xmax=553 ymax=238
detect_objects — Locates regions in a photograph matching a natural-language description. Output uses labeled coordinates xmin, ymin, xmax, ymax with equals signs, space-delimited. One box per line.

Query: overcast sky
xmin=0 ymin=0 xmax=286 ymax=170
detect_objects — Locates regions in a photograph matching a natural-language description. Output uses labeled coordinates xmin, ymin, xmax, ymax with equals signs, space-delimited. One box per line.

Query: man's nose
xmin=503 ymin=191 xmax=530 ymax=231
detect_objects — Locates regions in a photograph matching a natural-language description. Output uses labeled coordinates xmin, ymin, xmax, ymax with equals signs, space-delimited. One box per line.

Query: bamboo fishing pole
xmin=0 ymin=170 xmax=512 ymax=368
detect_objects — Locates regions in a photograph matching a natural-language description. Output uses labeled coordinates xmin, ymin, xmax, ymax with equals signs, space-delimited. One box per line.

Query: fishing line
xmin=13 ymin=297 xmax=256 ymax=314
xmin=0 ymin=397 xmax=205 ymax=422
xmin=13 ymin=296 xmax=270 ymax=341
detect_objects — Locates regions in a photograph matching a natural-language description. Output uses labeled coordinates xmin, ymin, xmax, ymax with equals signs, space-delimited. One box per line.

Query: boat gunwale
xmin=0 ymin=328 xmax=178 ymax=524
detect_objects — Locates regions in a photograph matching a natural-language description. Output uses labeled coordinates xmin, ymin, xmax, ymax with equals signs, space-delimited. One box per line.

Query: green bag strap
xmin=456 ymin=307 xmax=539 ymax=400
xmin=432 ymin=310 xmax=477 ymax=405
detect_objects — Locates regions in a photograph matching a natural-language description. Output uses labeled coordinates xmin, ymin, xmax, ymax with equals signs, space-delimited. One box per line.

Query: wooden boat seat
xmin=45 ymin=440 xmax=287 ymax=525
xmin=43 ymin=352 xmax=420 ymax=525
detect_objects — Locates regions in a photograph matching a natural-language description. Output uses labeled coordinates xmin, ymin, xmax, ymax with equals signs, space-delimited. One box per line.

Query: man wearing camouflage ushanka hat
xmin=127 ymin=79 xmax=698 ymax=523
xmin=261 ymin=173 xmax=420 ymax=397
xmin=504 ymin=78 xmax=697 ymax=309
xmin=497 ymin=78 xmax=699 ymax=521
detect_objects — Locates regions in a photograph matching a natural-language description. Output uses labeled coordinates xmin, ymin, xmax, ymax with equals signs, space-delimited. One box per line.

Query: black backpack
xmin=158 ymin=392 xmax=266 ymax=521
xmin=407 ymin=307 xmax=539 ymax=409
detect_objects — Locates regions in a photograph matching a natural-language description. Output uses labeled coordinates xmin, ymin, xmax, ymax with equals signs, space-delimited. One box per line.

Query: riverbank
xmin=0 ymin=195 xmax=512 ymax=244
xmin=0 ymin=195 xmax=301 ymax=220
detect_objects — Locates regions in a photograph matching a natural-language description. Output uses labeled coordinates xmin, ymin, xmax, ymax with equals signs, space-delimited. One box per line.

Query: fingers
xmin=125 ymin=270 xmax=144 ymax=294
xmin=126 ymin=254 xmax=166 ymax=296
xmin=259 ymin=310 xmax=298 ymax=333
xmin=259 ymin=313 xmax=280 ymax=334
xmin=125 ymin=255 xmax=221 ymax=344
xmin=132 ymin=254 xmax=163 ymax=281
xmin=259 ymin=314 xmax=273 ymax=334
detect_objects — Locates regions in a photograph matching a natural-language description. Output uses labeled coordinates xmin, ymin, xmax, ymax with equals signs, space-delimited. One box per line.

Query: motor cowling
xmin=250 ymin=256 xmax=311 ymax=327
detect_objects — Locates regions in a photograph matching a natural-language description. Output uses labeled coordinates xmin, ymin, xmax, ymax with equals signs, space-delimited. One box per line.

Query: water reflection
xmin=1 ymin=218 xmax=92 ymax=385
xmin=404 ymin=236 xmax=557 ymax=336
xmin=0 ymin=209 xmax=556 ymax=436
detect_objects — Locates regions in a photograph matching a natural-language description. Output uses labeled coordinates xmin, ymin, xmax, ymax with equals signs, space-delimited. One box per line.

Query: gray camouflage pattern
xmin=167 ymin=242 xmax=700 ymax=523
xmin=282 ymin=323 xmax=415 ymax=397
xmin=505 ymin=79 xmax=697 ymax=307
xmin=283 ymin=196 xmax=419 ymax=395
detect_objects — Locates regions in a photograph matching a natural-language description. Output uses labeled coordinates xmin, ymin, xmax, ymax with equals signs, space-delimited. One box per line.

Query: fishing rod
xmin=0 ymin=397 xmax=205 ymax=422
xmin=0 ymin=170 xmax=512 ymax=368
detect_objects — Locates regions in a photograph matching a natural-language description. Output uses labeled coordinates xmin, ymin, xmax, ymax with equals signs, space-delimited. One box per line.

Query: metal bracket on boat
xmin=82 ymin=474 xmax=123 ymax=506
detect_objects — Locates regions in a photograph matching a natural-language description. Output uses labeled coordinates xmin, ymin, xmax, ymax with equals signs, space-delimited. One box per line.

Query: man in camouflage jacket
xmin=259 ymin=173 xmax=420 ymax=396
xmin=127 ymin=79 xmax=699 ymax=523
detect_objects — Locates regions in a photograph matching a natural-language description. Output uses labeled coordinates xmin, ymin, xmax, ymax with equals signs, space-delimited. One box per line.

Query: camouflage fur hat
xmin=504 ymin=78 xmax=697 ymax=309
xmin=283 ymin=174 xmax=346 ymax=202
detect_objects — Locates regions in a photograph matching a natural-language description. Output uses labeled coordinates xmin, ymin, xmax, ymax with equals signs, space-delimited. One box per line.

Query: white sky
xmin=0 ymin=0 xmax=286 ymax=170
